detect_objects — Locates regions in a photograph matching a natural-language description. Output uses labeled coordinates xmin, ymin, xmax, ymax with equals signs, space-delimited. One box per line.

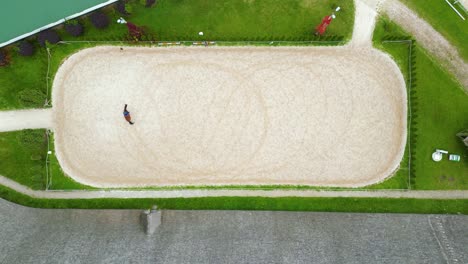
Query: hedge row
xmin=382 ymin=36 xmax=418 ymax=189
xmin=408 ymin=41 xmax=417 ymax=189
xmin=16 ymin=129 xmax=48 ymax=189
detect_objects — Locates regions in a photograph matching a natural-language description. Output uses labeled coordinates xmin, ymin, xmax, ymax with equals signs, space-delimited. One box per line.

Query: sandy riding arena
xmin=52 ymin=46 xmax=406 ymax=188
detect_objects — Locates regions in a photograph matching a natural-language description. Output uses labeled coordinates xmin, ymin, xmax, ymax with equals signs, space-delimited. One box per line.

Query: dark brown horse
xmin=123 ymin=104 xmax=134 ymax=125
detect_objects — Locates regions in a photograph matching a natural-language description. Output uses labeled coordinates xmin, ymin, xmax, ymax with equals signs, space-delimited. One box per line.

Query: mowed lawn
xmin=0 ymin=130 xmax=47 ymax=189
xmin=129 ymin=0 xmax=354 ymax=40
xmin=0 ymin=129 xmax=92 ymax=190
xmin=399 ymin=0 xmax=468 ymax=61
xmin=373 ymin=16 xmax=468 ymax=190
xmin=0 ymin=48 xmax=48 ymax=110
xmin=414 ymin=50 xmax=468 ymax=189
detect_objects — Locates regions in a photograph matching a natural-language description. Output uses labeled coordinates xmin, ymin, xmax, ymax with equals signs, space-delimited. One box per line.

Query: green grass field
xmin=399 ymin=0 xmax=468 ymax=61
xmin=129 ymin=0 xmax=354 ymax=41
xmin=412 ymin=50 xmax=468 ymax=189
xmin=64 ymin=0 xmax=355 ymax=42
xmin=373 ymin=16 xmax=468 ymax=190
xmin=0 ymin=129 xmax=91 ymax=190
xmin=0 ymin=130 xmax=47 ymax=189
xmin=0 ymin=47 xmax=48 ymax=110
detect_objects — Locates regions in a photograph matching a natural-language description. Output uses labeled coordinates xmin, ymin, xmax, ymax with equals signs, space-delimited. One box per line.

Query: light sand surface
xmin=348 ymin=0 xmax=382 ymax=47
xmin=52 ymin=46 xmax=407 ymax=188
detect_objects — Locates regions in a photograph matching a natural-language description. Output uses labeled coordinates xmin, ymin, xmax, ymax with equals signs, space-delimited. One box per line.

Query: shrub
xmin=30 ymin=174 xmax=44 ymax=189
xmin=18 ymin=89 xmax=46 ymax=107
xmin=65 ymin=20 xmax=84 ymax=37
xmin=0 ymin=49 xmax=9 ymax=66
xmin=29 ymin=165 xmax=45 ymax=189
xmin=90 ymin=11 xmax=110 ymax=29
xmin=127 ymin=22 xmax=145 ymax=40
xmin=116 ymin=0 xmax=132 ymax=15
xmin=146 ymin=0 xmax=156 ymax=7
xmin=37 ymin=30 xmax=61 ymax=47
xmin=30 ymin=154 xmax=42 ymax=161
xmin=18 ymin=41 xmax=35 ymax=56
xmin=17 ymin=129 xmax=46 ymax=149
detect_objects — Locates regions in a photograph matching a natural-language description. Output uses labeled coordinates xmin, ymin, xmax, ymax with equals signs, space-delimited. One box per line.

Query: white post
xmin=445 ymin=0 xmax=466 ymax=20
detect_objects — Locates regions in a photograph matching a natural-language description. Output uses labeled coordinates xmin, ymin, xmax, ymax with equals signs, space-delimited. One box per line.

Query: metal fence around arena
xmin=382 ymin=39 xmax=414 ymax=190
xmin=42 ymin=39 xmax=414 ymax=192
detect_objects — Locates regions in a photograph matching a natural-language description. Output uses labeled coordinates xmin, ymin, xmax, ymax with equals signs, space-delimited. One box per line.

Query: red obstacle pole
xmin=315 ymin=15 xmax=334 ymax=35
xmin=314 ymin=7 xmax=340 ymax=35
xmin=126 ymin=22 xmax=142 ymax=39
xmin=117 ymin=17 xmax=143 ymax=40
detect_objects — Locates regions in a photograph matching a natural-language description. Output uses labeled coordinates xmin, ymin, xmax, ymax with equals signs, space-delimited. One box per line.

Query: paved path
xmin=382 ymin=0 xmax=468 ymax=89
xmin=1 ymin=175 xmax=467 ymax=199
xmin=0 ymin=109 xmax=53 ymax=132
xmin=348 ymin=0 xmax=382 ymax=47
xmin=1 ymin=198 xmax=467 ymax=264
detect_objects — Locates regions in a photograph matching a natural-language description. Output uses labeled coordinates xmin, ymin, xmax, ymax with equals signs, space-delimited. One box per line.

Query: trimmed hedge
xmin=90 ymin=11 xmax=110 ymax=29
xmin=145 ymin=0 xmax=156 ymax=8
xmin=116 ymin=0 xmax=130 ymax=15
xmin=17 ymin=89 xmax=46 ymax=107
xmin=65 ymin=22 xmax=84 ymax=37
xmin=37 ymin=30 xmax=61 ymax=47
xmin=16 ymin=129 xmax=46 ymax=150
xmin=18 ymin=41 xmax=35 ymax=56
xmin=0 ymin=49 xmax=9 ymax=66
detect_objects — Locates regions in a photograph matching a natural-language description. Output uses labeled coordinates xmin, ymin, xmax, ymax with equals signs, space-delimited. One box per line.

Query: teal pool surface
xmin=0 ymin=0 xmax=114 ymax=46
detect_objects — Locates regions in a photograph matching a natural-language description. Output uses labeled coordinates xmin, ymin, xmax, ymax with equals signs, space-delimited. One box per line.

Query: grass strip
xmin=0 ymin=185 xmax=466 ymax=213
xmin=372 ymin=16 xmax=468 ymax=190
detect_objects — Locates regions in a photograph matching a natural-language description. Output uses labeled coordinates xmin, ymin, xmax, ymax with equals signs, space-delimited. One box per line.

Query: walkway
xmin=348 ymin=0 xmax=383 ymax=47
xmin=1 ymin=175 xmax=467 ymax=199
xmin=1 ymin=198 xmax=467 ymax=263
xmin=0 ymin=109 xmax=53 ymax=132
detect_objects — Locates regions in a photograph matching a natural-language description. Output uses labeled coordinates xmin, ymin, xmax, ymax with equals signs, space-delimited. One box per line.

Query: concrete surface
xmin=0 ymin=109 xmax=53 ymax=132
xmin=0 ymin=199 xmax=467 ymax=264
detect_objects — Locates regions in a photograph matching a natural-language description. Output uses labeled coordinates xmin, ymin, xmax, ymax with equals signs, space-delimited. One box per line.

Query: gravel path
xmin=1 ymin=175 xmax=467 ymax=199
xmin=382 ymin=0 xmax=468 ymax=89
xmin=348 ymin=0 xmax=383 ymax=47
xmin=0 ymin=109 xmax=52 ymax=132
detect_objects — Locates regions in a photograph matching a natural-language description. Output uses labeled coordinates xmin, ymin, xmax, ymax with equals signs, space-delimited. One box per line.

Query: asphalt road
xmin=0 ymin=199 xmax=467 ymax=264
